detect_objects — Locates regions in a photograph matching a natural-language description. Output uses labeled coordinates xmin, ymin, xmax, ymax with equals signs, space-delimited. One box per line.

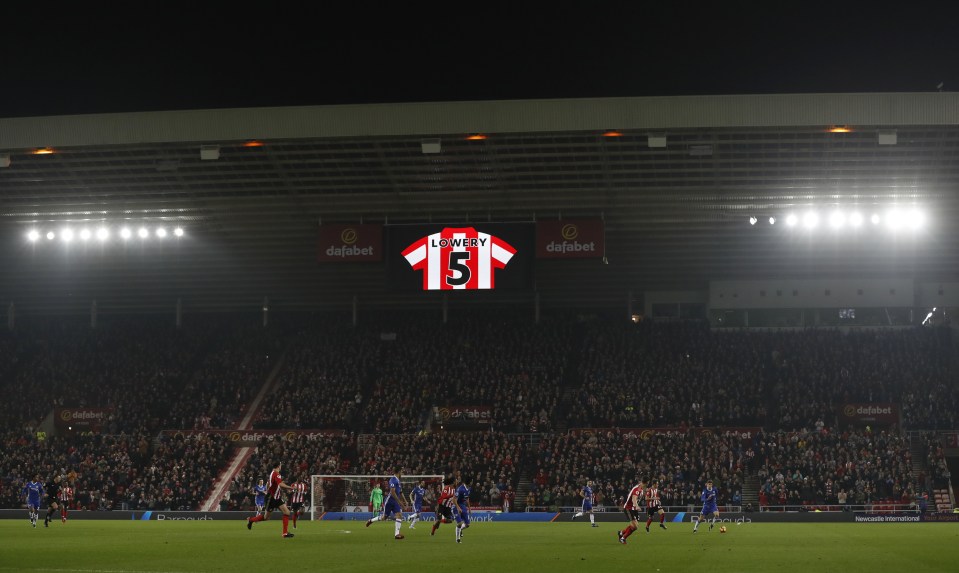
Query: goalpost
xmin=310 ymin=474 xmax=445 ymax=520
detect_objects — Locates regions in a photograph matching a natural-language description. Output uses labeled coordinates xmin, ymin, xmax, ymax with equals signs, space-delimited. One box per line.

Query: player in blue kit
xmin=366 ymin=468 xmax=406 ymax=539
xmin=454 ymin=476 xmax=472 ymax=544
xmin=253 ymin=479 xmax=267 ymax=517
xmin=693 ymin=480 xmax=719 ymax=532
xmin=407 ymin=480 xmax=426 ymax=530
xmin=571 ymin=479 xmax=598 ymax=527
xmin=22 ymin=475 xmax=44 ymax=528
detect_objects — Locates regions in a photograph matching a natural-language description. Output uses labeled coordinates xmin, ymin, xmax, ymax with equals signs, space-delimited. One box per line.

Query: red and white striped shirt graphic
xmin=402 ymin=227 xmax=516 ymax=290
xmin=624 ymin=485 xmax=644 ymax=510
xmin=289 ymin=482 xmax=307 ymax=504
xmin=58 ymin=486 xmax=74 ymax=502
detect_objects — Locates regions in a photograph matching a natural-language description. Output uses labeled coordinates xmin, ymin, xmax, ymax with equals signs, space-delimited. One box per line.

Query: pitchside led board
xmin=386 ymin=223 xmax=534 ymax=291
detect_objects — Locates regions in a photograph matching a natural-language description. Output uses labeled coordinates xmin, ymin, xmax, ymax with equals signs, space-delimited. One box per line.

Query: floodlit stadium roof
xmin=1 ymin=93 xmax=957 ymax=314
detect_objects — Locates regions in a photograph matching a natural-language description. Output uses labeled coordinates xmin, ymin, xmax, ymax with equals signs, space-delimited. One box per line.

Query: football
xmin=719 ymin=526 xmax=727 ymax=533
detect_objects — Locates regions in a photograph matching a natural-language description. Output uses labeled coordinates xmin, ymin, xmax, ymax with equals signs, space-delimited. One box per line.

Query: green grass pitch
xmin=1 ymin=520 xmax=957 ymax=573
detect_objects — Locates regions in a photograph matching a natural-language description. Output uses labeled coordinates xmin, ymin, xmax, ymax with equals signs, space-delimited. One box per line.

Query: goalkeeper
xmin=370 ymin=481 xmax=384 ymax=514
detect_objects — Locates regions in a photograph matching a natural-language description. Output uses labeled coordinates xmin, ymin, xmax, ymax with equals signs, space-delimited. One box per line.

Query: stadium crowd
xmin=358 ymin=431 xmax=524 ymax=507
xmin=755 ymin=428 xmax=913 ymax=509
xmin=529 ymin=429 xmax=747 ymax=510
xmin=0 ymin=429 xmax=232 ymax=511
xmin=1 ymin=314 xmax=955 ymax=513
xmin=225 ymin=432 xmax=356 ymax=511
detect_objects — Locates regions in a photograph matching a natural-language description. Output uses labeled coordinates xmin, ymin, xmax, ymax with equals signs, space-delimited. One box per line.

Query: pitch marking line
xmin=0 ymin=566 xmax=186 ymax=573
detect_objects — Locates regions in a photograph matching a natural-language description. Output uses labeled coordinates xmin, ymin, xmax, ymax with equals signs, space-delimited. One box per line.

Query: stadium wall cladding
xmin=2 ymin=510 xmax=955 ymax=523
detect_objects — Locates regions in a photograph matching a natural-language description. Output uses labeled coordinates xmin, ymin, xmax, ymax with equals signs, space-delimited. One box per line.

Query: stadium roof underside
xmin=1 ymin=93 xmax=958 ymax=315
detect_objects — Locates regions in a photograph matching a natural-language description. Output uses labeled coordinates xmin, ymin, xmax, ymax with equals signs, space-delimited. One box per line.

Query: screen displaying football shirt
xmin=402 ymin=227 xmax=516 ymax=290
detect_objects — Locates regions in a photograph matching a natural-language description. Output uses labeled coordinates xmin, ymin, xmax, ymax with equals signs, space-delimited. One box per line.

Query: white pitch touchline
xmin=0 ymin=568 xmax=186 ymax=573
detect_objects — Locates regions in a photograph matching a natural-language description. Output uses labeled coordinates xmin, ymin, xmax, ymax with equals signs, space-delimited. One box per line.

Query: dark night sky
xmin=2 ymin=2 xmax=959 ymax=118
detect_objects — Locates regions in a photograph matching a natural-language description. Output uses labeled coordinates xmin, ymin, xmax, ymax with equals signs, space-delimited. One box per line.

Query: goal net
xmin=310 ymin=474 xmax=444 ymax=520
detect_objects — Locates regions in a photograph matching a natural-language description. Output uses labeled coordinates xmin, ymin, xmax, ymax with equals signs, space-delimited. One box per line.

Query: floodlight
xmin=769 ymin=217 xmax=776 ymax=225
xmin=120 ymin=228 xmax=132 ymax=240
xmin=785 ymin=214 xmax=798 ymax=227
xmin=46 ymin=231 xmax=56 ymax=240
xmin=79 ymin=229 xmax=92 ymax=241
xmin=27 ymin=230 xmax=40 ymax=242
xmin=174 ymin=227 xmax=184 ymax=237
xmin=61 ymin=229 xmax=74 ymax=242
xmin=849 ymin=213 xmax=864 ymax=227
xmin=96 ymin=228 xmax=110 ymax=241
xmin=870 ymin=213 xmax=881 ymax=225
xmin=802 ymin=212 xmax=819 ymax=229
xmin=137 ymin=227 xmax=149 ymax=239
xmin=907 ymin=209 xmax=925 ymax=230
xmin=749 ymin=216 xmax=757 ymax=225
xmin=828 ymin=211 xmax=846 ymax=229
xmin=156 ymin=228 xmax=167 ymax=238
xmin=886 ymin=208 xmax=904 ymax=230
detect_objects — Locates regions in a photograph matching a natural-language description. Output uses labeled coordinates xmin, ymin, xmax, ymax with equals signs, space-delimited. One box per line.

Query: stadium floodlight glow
xmin=137 ymin=227 xmax=149 ymax=239
xmin=61 ymin=228 xmax=74 ymax=242
xmin=79 ymin=229 xmax=92 ymax=241
xmin=785 ymin=214 xmax=798 ymax=227
xmin=768 ymin=217 xmax=776 ymax=225
xmin=849 ymin=212 xmax=864 ymax=227
xmin=748 ymin=216 xmax=758 ymax=225
xmin=907 ymin=209 xmax=925 ymax=230
xmin=46 ymin=231 xmax=56 ymax=240
xmin=802 ymin=212 xmax=819 ymax=229
xmin=173 ymin=227 xmax=184 ymax=237
xmin=886 ymin=208 xmax=904 ymax=231
xmin=27 ymin=230 xmax=40 ymax=242
xmin=96 ymin=227 xmax=109 ymax=241
xmin=120 ymin=227 xmax=132 ymax=240
xmin=156 ymin=227 xmax=167 ymax=238
xmin=828 ymin=211 xmax=846 ymax=229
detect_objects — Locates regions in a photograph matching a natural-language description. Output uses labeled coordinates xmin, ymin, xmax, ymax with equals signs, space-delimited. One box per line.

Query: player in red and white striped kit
xmin=618 ymin=479 xmax=645 ymax=544
xmin=246 ymin=461 xmax=295 ymax=538
xmin=57 ymin=481 xmax=74 ymax=524
xmin=644 ymin=479 xmax=667 ymax=532
xmin=430 ymin=477 xmax=457 ymax=537
xmin=288 ymin=475 xmax=308 ymax=529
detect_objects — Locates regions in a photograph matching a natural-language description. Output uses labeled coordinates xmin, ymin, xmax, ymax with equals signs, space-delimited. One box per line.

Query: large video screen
xmin=386 ymin=223 xmax=534 ymax=291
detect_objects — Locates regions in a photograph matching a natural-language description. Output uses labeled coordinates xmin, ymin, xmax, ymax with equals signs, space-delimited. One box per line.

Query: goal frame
xmin=309 ymin=474 xmax=444 ymax=520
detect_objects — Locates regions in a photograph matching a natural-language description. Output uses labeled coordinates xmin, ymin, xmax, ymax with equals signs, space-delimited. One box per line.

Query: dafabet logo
xmin=317 ymin=224 xmax=382 ymax=262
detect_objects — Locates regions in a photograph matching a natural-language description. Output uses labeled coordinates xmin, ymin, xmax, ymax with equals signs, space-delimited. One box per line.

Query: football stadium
xmin=2 ymin=18 xmax=959 ymax=573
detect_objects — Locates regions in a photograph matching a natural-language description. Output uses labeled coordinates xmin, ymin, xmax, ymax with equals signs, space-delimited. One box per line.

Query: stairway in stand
xmin=513 ymin=433 xmax=541 ymax=510
xmin=552 ymin=321 xmax=587 ymax=434
xmin=198 ymin=341 xmax=293 ymax=512
xmin=908 ymin=434 xmax=929 ymax=486
xmin=741 ymin=474 xmax=760 ymax=510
